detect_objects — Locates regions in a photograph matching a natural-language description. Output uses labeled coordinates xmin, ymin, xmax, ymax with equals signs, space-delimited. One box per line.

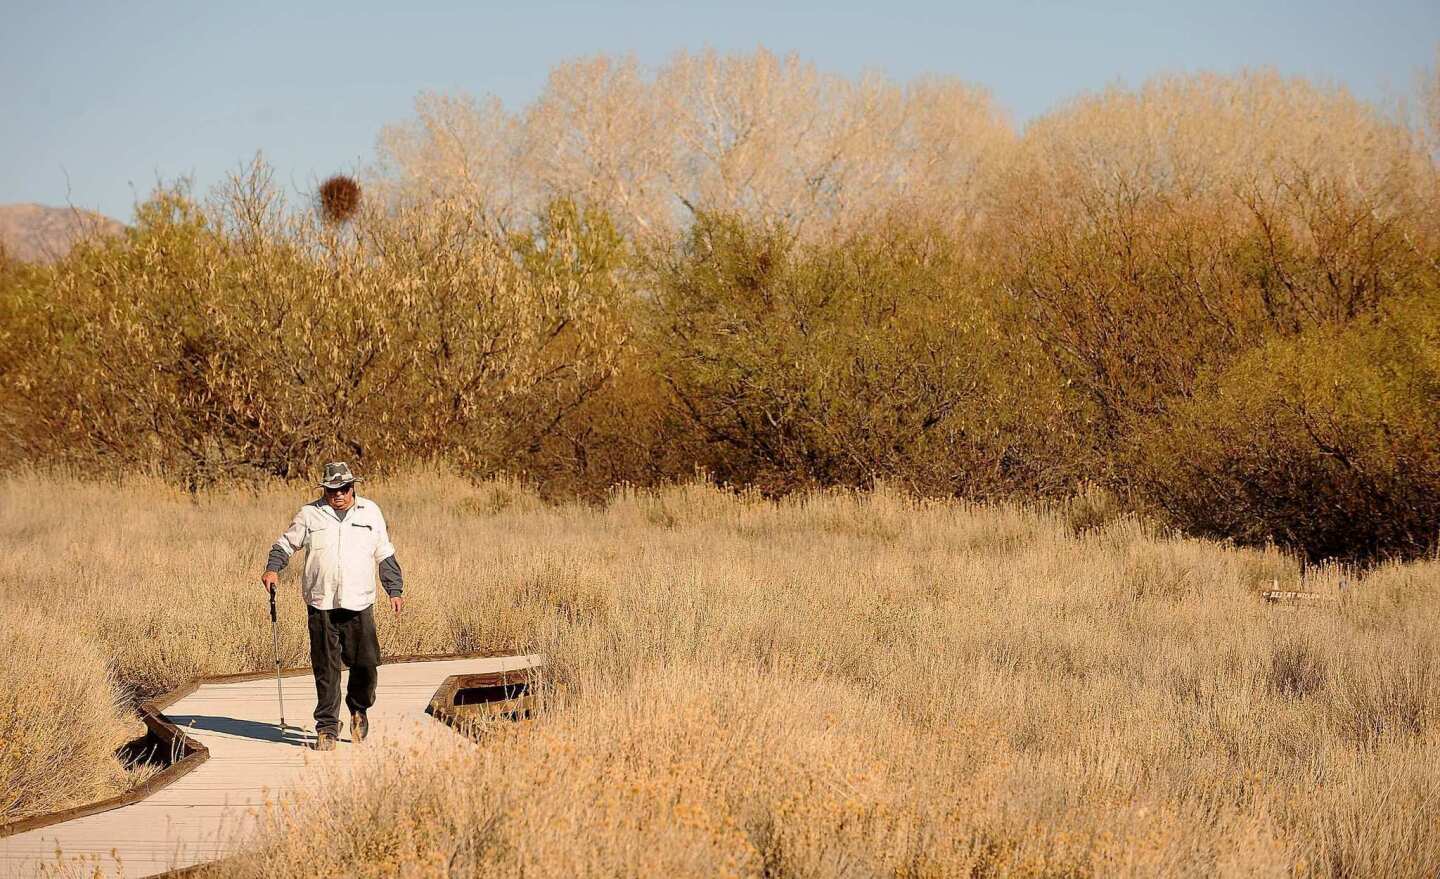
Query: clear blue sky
xmin=2 ymin=0 xmax=1435 ymax=222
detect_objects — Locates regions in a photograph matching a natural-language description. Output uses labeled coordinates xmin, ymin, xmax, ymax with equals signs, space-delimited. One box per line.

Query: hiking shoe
xmin=351 ymin=711 xmax=369 ymax=743
xmin=312 ymin=730 xmax=338 ymax=751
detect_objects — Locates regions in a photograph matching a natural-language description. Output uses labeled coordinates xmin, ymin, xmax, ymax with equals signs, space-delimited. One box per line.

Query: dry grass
xmin=0 ymin=612 xmax=135 ymax=821
xmin=2 ymin=471 xmax=1437 ymax=875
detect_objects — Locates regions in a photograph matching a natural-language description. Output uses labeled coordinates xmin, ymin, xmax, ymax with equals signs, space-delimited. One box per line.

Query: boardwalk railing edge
xmin=0 ymin=649 xmax=536 ymax=840
xmin=426 ymin=668 xmax=539 ymax=734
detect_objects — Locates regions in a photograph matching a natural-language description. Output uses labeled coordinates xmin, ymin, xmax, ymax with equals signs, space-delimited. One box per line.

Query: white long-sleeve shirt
xmin=271 ymin=496 xmax=397 ymax=611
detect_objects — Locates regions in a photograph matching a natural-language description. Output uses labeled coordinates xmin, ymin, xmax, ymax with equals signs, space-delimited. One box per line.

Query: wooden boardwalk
xmin=1 ymin=655 xmax=542 ymax=878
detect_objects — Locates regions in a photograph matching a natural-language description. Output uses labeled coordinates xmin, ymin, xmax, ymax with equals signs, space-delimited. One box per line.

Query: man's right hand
xmin=261 ymin=571 xmax=278 ymax=592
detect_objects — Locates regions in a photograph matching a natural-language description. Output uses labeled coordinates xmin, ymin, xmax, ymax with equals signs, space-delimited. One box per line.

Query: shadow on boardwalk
xmin=167 ymin=715 xmax=324 ymax=746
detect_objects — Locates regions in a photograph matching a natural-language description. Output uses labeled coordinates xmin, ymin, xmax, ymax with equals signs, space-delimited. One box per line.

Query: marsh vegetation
xmin=2 ymin=473 xmax=1437 ymax=876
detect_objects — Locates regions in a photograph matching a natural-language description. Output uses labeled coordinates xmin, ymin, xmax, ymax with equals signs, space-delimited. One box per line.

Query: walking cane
xmin=268 ymin=583 xmax=287 ymax=733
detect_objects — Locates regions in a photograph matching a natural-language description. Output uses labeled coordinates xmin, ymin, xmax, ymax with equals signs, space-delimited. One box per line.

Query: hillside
xmin=0 ymin=202 xmax=124 ymax=263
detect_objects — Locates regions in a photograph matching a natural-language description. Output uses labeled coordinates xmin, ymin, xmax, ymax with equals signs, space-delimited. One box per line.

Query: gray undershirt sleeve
xmin=379 ymin=555 xmax=403 ymax=597
xmin=265 ymin=545 xmax=290 ymax=574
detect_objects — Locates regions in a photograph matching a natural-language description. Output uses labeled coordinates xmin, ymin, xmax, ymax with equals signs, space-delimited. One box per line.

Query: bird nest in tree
xmin=318 ymin=175 xmax=362 ymax=223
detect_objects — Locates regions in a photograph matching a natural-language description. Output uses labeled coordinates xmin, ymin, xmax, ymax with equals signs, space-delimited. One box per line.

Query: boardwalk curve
xmin=1 ymin=653 xmax=542 ymax=878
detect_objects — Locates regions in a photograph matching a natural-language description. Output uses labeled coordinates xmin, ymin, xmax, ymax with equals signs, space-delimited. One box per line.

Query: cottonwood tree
xmin=520 ymin=55 xmax=678 ymax=240
xmin=656 ymin=49 xmax=892 ymax=236
xmin=373 ymin=49 xmax=1013 ymax=241
xmin=652 ymin=50 xmax=1008 ymax=238
xmin=376 ymin=92 xmax=529 ymax=230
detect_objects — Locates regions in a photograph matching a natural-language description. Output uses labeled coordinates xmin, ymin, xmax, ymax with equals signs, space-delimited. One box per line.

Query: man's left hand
xmin=390 ymin=595 xmax=405 ymax=615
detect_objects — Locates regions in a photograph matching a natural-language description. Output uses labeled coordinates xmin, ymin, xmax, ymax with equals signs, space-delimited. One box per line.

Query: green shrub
xmin=646 ymin=213 xmax=1073 ymax=497
xmin=992 ymin=72 xmax=1438 ymax=481
xmin=0 ymin=172 xmax=629 ymax=488
xmin=1133 ymin=293 xmax=1440 ymax=562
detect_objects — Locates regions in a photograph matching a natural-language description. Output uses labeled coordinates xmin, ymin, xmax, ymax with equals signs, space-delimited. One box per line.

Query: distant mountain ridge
xmin=0 ymin=203 xmax=125 ymax=263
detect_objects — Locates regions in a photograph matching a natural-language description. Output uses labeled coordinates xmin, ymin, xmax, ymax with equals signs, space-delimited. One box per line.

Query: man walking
xmin=260 ymin=462 xmax=405 ymax=750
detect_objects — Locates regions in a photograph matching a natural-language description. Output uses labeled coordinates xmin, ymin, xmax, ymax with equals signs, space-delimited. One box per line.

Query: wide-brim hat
xmin=318 ymin=461 xmax=363 ymax=489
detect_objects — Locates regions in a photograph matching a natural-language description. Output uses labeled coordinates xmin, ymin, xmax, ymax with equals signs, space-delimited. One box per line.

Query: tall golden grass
xmin=2 ymin=471 xmax=1436 ymax=875
xmin=0 ymin=614 xmax=136 ymax=820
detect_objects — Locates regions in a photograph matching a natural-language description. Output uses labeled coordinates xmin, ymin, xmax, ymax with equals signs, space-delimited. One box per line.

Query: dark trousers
xmin=306 ymin=604 xmax=381 ymax=735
